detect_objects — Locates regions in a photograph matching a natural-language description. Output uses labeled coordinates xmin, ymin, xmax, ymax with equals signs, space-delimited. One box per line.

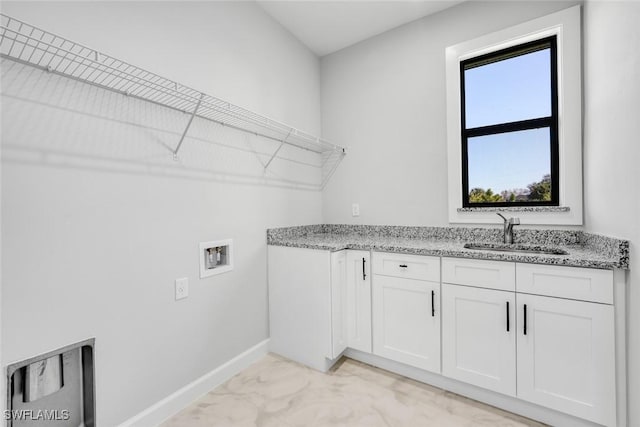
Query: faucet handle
xmin=497 ymin=213 xmax=520 ymax=225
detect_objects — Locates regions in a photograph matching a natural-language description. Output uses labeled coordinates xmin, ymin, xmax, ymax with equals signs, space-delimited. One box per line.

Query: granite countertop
xmin=267 ymin=225 xmax=629 ymax=270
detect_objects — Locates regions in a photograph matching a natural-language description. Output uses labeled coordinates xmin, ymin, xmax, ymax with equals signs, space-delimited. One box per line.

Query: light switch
xmin=352 ymin=203 xmax=360 ymax=217
xmin=175 ymin=277 xmax=189 ymax=300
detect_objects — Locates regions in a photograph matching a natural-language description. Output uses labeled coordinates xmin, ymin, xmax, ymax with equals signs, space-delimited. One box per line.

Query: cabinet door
xmin=517 ymin=294 xmax=616 ymax=426
xmin=329 ymin=250 xmax=348 ymax=359
xmin=346 ymin=250 xmax=372 ymax=353
xmin=442 ymin=284 xmax=516 ymax=396
xmin=372 ymin=275 xmax=440 ymax=372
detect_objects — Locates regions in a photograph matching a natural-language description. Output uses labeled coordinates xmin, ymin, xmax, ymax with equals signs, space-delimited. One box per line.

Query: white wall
xmin=321 ymin=1 xmax=640 ymax=425
xmin=320 ymin=1 xmax=579 ymax=226
xmin=583 ymin=2 xmax=640 ymax=425
xmin=1 ymin=2 xmax=322 ymax=425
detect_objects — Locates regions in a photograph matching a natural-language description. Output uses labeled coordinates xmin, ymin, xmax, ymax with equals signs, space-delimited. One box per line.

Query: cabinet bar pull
xmin=399 ymin=264 xmax=408 ymax=268
xmin=523 ymin=304 xmax=527 ymax=335
xmin=506 ymin=301 xmax=510 ymax=332
xmin=431 ymin=290 xmax=435 ymax=317
xmin=362 ymin=257 xmax=367 ymax=280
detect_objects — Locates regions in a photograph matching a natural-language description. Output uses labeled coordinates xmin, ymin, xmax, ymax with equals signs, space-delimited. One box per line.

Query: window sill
xmin=457 ymin=206 xmax=570 ymax=213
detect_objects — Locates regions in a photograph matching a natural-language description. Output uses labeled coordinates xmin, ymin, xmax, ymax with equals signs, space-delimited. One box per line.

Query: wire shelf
xmin=0 ymin=13 xmax=346 ymax=159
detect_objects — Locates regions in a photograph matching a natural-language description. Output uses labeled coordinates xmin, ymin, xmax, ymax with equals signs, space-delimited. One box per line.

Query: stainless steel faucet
xmin=497 ymin=213 xmax=520 ymax=244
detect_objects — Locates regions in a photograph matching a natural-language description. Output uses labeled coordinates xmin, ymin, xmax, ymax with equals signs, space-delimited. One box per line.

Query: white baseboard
xmin=118 ymin=339 xmax=270 ymax=427
xmin=345 ymin=348 xmax=600 ymax=427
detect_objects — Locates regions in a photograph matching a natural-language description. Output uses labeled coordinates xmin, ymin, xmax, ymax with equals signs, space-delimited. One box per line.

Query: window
xmin=445 ymin=5 xmax=582 ymax=225
xmin=460 ymin=36 xmax=558 ymax=207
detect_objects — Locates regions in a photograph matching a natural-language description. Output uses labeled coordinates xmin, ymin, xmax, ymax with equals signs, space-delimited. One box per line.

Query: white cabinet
xmin=373 ymin=252 xmax=440 ymax=282
xmin=346 ymin=250 xmax=372 ymax=353
xmin=268 ymin=246 xmax=348 ymax=372
xmin=516 ymin=263 xmax=613 ymax=304
xmin=268 ymin=247 xmax=368 ymax=370
xmin=442 ymin=257 xmax=515 ymax=291
xmin=440 ymin=257 xmax=617 ymax=427
xmin=372 ymin=253 xmax=440 ymax=373
xmin=442 ymin=284 xmax=516 ymax=396
xmin=269 ymin=247 xmax=621 ymax=426
xmin=330 ymin=250 xmax=348 ymax=359
xmin=517 ymin=293 xmax=616 ymax=426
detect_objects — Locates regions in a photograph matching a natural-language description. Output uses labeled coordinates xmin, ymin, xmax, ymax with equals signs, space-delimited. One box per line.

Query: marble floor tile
xmin=161 ymin=354 xmax=547 ymax=427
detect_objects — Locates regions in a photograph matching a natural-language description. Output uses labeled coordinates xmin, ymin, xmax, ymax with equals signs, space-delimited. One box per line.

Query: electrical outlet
xmin=352 ymin=203 xmax=360 ymax=217
xmin=175 ymin=278 xmax=189 ymax=300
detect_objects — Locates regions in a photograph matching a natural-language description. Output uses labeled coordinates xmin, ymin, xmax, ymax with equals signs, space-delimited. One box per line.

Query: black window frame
xmin=460 ymin=35 xmax=559 ymax=208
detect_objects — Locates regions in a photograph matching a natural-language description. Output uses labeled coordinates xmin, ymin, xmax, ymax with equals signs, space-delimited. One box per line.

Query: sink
xmin=463 ymin=242 xmax=568 ymax=255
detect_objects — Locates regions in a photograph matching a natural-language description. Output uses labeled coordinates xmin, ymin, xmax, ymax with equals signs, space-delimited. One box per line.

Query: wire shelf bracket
xmin=0 ymin=13 xmax=347 ymax=181
xmin=173 ymin=92 xmax=204 ymax=160
xmin=263 ymin=129 xmax=291 ymax=171
xmin=321 ymin=149 xmax=345 ymax=189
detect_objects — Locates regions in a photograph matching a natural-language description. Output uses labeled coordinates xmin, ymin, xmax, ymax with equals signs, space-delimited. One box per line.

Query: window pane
xmin=464 ymin=48 xmax=551 ymax=128
xmin=467 ymin=128 xmax=551 ymax=203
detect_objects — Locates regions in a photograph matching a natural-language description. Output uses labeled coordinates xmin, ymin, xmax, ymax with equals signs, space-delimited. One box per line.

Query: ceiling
xmin=257 ymin=1 xmax=464 ymax=57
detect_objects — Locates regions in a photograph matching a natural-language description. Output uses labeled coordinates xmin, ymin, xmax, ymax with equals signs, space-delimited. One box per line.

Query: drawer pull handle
xmin=362 ymin=257 xmax=367 ymax=280
xmin=399 ymin=264 xmax=408 ymax=268
xmin=431 ymin=290 xmax=435 ymax=317
xmin=523 ymin=304 xmax=528 ymax=335
xmin=506 ymin=301 xmax=510 ymax=332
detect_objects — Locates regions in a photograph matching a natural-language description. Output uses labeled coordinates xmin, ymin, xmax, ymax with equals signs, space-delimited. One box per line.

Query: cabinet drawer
xmin=442 ymin=257 xmax=515 ymax=291
xmin=372 ymin=252 xmax=440 ymax=282
xmin=516 ymin=264 xmax=613 ymax=304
